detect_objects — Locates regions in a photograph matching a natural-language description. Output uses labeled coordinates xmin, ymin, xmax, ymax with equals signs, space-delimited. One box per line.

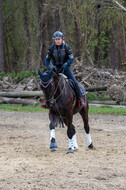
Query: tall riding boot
xmin=74 ymin=83 xmax=86 ymax=108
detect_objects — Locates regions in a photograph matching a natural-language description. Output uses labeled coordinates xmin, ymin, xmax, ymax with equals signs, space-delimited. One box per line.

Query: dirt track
xmin=0 ymin=110 xmax=126 ymax=190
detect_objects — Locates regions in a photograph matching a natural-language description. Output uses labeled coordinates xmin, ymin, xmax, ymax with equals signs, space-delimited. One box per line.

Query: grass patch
xmin=0 ymin=104 xmax=126 ymax=115
xmin=87 ymin=91 xmax=111 ymax=101
xmin=89 ymin=106 xmax=126 ymax=115
xmin=0 ymin=104 xmax=48 ymax=112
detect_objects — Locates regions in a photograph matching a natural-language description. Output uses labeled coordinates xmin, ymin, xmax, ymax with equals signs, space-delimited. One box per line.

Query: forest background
xmin=0 ymin=0 xmax=126 ymax=73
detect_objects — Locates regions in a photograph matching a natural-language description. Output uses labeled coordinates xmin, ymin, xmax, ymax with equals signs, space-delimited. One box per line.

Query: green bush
xmin=0 ymin=70 xmax=39 ymax=84
xmin=87 ymin=91 xmax=111 ymax=101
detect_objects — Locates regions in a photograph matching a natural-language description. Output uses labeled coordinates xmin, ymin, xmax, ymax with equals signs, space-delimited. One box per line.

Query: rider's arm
xmin=65 ymin=44 xmax=74 ymax=66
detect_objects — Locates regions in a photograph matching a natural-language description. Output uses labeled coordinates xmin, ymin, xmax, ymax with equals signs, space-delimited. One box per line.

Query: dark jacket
xmin=45 ymin=43 xmax=74 ymax=68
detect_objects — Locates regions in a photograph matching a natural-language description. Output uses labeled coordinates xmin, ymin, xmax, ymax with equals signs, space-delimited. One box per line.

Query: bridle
xmin=40 ymin=76 xmax=65 ymax=107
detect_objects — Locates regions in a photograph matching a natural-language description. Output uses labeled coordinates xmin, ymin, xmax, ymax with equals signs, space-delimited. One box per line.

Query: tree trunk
xmin=74 ymin=17 xmax=81 ymax=59
xmin=38 ymin=0 xmax=47 ymax=68
xmin=110 ymin=24 xmax=118 ymax=69
xmin=116 ymin=15 xmax=126 ymax=69
xmin=53 ymin=0 xmax=60 ymax=31
xmin=74 ymin=15 xmax=94 ymax=66
xmin=94 ymin=2 xmax=101 ymax=67
xmin=0 ymin=0 xmax=5 ymax=72
xmin=23 ymin=0 xmax=31 ymax=70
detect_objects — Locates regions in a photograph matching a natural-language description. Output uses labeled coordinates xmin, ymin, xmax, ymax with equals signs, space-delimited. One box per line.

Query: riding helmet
xmin=52 ymin=31 xmax=64 ymax=39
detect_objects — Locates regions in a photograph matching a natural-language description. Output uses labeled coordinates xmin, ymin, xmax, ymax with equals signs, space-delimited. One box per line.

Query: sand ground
xmin=0 ymin=110 xmax=126 ymax=190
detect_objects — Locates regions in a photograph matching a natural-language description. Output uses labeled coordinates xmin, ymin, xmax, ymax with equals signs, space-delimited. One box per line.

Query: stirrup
xmin=78 ymin=99 xmax=86 ymax=108
xmin=40 ymin=100 xmax=49 ymax=109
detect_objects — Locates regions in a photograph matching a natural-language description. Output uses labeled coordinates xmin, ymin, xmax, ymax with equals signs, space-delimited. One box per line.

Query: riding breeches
xmin=63 ymin=67 xmax=78 ymax=85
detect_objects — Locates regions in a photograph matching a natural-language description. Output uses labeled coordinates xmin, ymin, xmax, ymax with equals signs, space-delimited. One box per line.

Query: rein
xmin=46 ymin=77 xmax=65 ymax=103
xmin=40 ymin=76 xmax=65 ymax=106
xmin=40 ymin=71 xmax=66 ymax=119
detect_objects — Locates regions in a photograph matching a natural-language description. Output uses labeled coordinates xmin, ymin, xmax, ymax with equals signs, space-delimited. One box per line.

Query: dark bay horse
xmin=38 ymin=68 xmax=94 ymax=153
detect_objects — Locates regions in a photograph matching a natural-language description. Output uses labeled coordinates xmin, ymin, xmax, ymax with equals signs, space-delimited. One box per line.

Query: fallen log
xmin=82 ymin=80 xmax=92 ymax=87
xmin=3 ymin=80 xmax=15 ymax=89
xmin=0 ymin=91 xmax=43 ymax=98
xmin=83 ymin=71 xmax=94 ymax=81
xmin=0 ymin=87 xmax=107 ymax=98
xmin=85 ymin=86 xmax=107 ymax=92
xmin=0 ymin=97 xmax=39 ymax=106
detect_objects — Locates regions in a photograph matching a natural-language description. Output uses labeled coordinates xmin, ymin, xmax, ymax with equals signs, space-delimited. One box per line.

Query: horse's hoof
xmin=74 ymin=147 xmax=78 ymax=151
xmin=50 ymin=147 xmax=58 ymax=152
xmin=67 ymin=148 xmax=74 ymax=154
xmin=88 ymin=143 xmax=95 ymax=149
xmin=50 ymin=142 xmax=58 ymax=152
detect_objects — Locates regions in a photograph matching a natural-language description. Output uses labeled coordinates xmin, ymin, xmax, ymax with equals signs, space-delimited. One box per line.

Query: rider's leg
xmin=64 ymin=67 xmax=85 ymax=108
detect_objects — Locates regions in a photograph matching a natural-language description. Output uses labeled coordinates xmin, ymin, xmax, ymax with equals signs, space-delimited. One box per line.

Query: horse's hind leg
xmin=72 ymin=125 xmax=78 ymax=150
xmin=63 ymin=117 xmax=76 ymax=153
xmin=79 ymin=108 xmax=93 ymax=149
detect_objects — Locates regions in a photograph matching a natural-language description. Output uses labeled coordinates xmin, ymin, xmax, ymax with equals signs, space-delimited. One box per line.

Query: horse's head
xmin=38 ymin=67 xmax=60 ymax=106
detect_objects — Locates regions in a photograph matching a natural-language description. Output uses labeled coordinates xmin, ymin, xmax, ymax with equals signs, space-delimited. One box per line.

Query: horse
xmin=38 ymin=67 xmax=94 ymax=153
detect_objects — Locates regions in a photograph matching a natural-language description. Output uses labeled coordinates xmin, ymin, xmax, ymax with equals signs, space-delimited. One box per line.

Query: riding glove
xmin=62 ymin=62 xmax=68 ymax=68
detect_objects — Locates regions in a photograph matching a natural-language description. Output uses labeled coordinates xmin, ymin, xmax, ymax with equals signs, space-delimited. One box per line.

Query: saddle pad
xmin=66 ymin=80 xmax=86 ymax=96
xmin=78 ymin=83 xmax=86 ymax=95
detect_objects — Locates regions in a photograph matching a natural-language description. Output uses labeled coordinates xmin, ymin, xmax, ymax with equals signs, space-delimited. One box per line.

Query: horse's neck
xmin=54 ymin=76 xmax=64 ymax=97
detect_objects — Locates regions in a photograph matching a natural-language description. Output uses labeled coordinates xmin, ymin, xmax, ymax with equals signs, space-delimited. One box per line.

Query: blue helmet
xmin=52 ymin=31 xmax=64 ymax=39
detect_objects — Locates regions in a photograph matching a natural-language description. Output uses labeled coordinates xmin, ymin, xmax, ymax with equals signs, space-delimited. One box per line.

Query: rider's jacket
xmin=45 ymin=43 xmax=74 ymax=68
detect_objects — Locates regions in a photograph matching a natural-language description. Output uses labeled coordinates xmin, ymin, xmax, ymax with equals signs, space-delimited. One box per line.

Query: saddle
xmin=59 ymin=73 xmax=86 ymax=96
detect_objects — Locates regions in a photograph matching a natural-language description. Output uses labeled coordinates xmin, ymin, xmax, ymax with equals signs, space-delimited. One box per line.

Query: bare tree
xmin=52 ymin=0 xmax=60 ymax=31
xmin=94 ymin=1 xmax=101 ymax=67
xmin=116 ymin=15 xmax=126 ymax=68
xmin=37 ymin=0 xmax=47 ymax=68
xmin=23 ymin=0 xmax=31 ymax=70
xmin=0 ymin=0 xmax=5 ymax=72
xmin=69 ymin=1 xmax=94 ymax=66
xmin=110 ymin=24 xmax=118 ymax=69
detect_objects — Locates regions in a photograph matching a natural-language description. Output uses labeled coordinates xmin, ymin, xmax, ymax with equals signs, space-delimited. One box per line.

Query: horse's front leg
xmin=49 ymin=113 xmax=58 ymax=152
xmin=64 ymin=117 xmax=76 ymax=154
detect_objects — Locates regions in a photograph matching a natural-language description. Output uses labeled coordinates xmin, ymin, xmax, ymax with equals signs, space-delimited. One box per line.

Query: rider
xmin=42 ymin=31 xmax=85 ymax=108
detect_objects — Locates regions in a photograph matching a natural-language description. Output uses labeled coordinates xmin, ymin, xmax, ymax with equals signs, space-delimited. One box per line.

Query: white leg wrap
xmin=72 ymin=134 xmax=78 ymax=149
xmin=69 ymin=138 xmax=74 ymax=150
xmin=86 ymin=133 xmax=92 ymax=146
xmin=50 ymin=129 xmax=55 ymax=141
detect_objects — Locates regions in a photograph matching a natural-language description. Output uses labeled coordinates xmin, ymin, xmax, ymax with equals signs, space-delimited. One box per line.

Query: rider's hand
xmin=62 ymin=63 xmax=68 ymax=69
xmin=52 ymin=65 xmax=57 ymax=72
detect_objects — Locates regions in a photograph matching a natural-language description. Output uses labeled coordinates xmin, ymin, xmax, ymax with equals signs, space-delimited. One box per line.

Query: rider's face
xmin=55 ymin=38 xmax=63 ymax=46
